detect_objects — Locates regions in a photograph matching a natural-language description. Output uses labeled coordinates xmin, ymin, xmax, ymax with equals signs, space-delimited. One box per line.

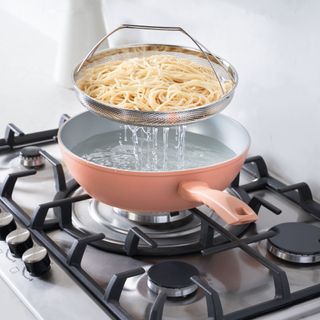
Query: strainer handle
xmin=76 ymin=24 xmax=226 ymax=93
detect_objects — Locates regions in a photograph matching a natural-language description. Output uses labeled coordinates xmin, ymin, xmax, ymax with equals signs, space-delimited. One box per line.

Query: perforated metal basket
xmin=73 ymin=24 xmax=238 ymax=127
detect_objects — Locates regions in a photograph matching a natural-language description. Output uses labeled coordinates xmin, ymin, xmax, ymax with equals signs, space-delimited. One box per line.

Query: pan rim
xmin=58 ymin=112 xmax=250 ymax=176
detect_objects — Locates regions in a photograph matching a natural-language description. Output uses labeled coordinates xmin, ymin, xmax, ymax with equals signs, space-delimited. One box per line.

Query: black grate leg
xmin=278 ymin=183 xmax=320 ymax=219
xmin=30 ymin=194 xmax=91 ymax=230
xmin=244 ymin=156 xmax=269 ymax=177
xmin=59 ymin=114 xmax=70 ymax=127
xmin=5 ymin=123 xmax=24 ymax=147
xmin=0 ymin=170 xmax=36 ymax=199
xmin=199 ymin=219 xmax=215 ymax=248
xmin=67 ymin=233 xmax=105 ymax=268
xmin=124 ymin=227 xmax=157 ymax=256
xmin=249 ymin=196 xmax=281 ymax=215
xmin=148 ymin=291 xmax=167 ymax=320
xmin=39 ymin=149 xmax=67 ymax=192
xmin=191 ymin=276 xmax=223 ymax=320
xmin=104 ymin=267 xmax=145 ymax=319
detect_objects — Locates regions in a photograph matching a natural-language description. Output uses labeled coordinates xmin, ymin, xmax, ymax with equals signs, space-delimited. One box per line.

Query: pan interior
xmin=60 ymin=112 xmax=250 ymax=172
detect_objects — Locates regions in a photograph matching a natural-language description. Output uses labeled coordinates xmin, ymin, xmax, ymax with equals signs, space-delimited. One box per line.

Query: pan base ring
xmin=113 ymin=207 xmax=192 ymax=226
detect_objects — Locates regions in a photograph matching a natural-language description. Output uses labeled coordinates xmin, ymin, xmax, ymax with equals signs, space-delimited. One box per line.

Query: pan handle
xmin=178 ymin=181 xmax=257 ymax=225
xmin=75 ymin=23 xmax=226 ymax=94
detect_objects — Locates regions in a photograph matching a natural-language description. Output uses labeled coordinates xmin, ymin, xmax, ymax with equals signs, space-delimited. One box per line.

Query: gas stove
xmin=1 ymin=115 xmax=320 ymax=320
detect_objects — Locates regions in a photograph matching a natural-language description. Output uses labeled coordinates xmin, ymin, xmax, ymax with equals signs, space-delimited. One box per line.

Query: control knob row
xmin=0 ymin=210 xmax=51 ymax=276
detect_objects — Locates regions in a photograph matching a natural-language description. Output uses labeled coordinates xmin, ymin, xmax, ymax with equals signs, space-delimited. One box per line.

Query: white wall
xmin=104 ymin=0 xmax=320 ymax=198
xmin=0 ymin=0 xmax=319 ymax=198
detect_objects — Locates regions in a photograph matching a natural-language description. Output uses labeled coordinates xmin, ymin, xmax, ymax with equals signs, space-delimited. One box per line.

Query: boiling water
xmin=72 ymin=126 xmax=236 ymax=172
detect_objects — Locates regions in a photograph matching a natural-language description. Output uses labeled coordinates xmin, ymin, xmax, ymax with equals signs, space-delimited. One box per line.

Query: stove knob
xmin=6 ymin=229 xmax=33 ymax=257
xmin=0 ymin=211 xmax=17 ymax=241
xmin=19 ymin=146 xmax=45 ymax=169
xmin=22 ymin=246 xmax=51 ymax=277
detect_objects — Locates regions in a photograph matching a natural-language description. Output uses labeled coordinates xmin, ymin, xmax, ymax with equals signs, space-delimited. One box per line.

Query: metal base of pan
xmin=113 ymin=207 xmax=192 ymax=225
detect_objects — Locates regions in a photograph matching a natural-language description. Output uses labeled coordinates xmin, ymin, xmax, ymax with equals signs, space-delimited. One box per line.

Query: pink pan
xmin=58 ymin=112 xmax=257 ymax=225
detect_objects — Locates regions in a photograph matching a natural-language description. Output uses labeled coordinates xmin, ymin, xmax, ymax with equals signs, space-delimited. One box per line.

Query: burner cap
xmin=19 ymin=146 xmax=44 ymax=168
xmin=20 ymin=146 xmax=41 ymax=158
xmin=267 ymin=223 xmax=320 ymax=263
xmin=147 ymin=261 xmax=199 ymax=297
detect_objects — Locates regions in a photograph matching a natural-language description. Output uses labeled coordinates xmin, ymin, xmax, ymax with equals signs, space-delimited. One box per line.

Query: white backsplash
xmin=0 ymin=0 xmax=319 ymax=198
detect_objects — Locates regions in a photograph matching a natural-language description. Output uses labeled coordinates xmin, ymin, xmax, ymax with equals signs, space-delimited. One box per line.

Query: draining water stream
xmin=73 ymin=125 xmax=235 ymax=172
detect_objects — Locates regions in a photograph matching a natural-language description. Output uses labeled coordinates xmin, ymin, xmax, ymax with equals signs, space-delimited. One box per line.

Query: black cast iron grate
xmin=1 ymin=118 xmax=320 ymax=319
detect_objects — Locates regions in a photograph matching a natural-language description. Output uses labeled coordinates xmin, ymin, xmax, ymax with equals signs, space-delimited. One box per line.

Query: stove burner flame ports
xmin=147 ymin=261 xmax=200 ymax=298
xmin=19 ymin=146 xmax=45 ymax=169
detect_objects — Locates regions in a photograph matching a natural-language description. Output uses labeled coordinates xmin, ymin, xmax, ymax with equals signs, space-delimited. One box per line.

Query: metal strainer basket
xmin=73 ymin=24 xmax=238 ymax=127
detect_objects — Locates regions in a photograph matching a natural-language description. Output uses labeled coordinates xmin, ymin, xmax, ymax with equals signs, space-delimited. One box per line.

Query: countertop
xmin=0 ymin=277 xmax=35 ymax=319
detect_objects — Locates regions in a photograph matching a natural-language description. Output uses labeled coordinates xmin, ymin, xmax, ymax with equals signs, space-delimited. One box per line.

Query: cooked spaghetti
xmin=77 ymin=55 xmax=233 ymax=112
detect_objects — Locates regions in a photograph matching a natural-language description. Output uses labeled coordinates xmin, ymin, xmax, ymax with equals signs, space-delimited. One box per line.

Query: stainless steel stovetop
xmin=0 ymin=120 xmax=320 ymax=320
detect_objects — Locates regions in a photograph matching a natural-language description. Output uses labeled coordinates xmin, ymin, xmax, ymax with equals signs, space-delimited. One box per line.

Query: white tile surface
xmin=0 ymin=6 xmax=82 ymax=133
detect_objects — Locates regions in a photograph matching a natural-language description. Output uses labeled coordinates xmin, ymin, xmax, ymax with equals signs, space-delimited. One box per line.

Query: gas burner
xmin=19 ymin=146 xmax=44 ymax=169
xmin=72 ymin=191 xmax=202 ymax=239
xmin=55 ymin=185 xmax=251 ymax=256
xmin=267 ymin=222 xmax=320 ymax=264
xmin=113 ymin=207 xmax=192 ymax=226
xmin=147 ymin=261 xmax=199 ymax=298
